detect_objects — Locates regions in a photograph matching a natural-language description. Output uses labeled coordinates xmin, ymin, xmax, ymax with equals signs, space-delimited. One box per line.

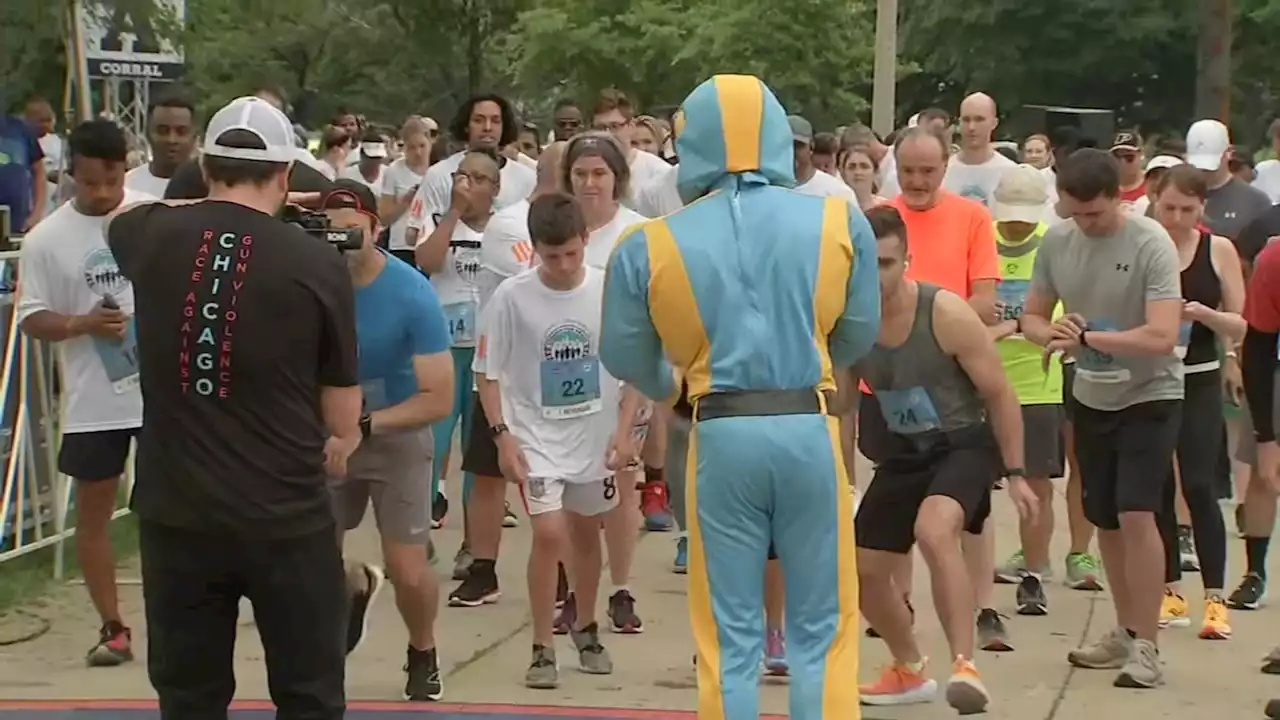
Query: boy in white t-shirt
xmin=475 ymin=193 xmax=642 ymax=689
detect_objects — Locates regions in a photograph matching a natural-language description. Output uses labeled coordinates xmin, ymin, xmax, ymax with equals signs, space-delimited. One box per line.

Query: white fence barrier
xmin=0 ymin=270 xmax=135 ymax=578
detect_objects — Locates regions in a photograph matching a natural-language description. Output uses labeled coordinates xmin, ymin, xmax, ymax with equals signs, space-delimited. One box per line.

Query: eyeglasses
xmin=453 ymin=170 xmax=497 ymax=184
xmin=593 ymin=121 xmax=628 ymax=133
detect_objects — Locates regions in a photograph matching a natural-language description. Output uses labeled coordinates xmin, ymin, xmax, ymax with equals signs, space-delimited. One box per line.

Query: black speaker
xmin=1014 ymin=105 xmax=1115 ymax=151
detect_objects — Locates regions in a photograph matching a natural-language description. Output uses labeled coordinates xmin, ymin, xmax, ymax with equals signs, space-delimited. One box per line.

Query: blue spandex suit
xmin=600 ymin=75 xmax=880 ymax=720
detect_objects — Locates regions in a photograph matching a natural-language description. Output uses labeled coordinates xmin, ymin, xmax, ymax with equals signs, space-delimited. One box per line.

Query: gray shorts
xmin=1235 ymin=368 xmax=1280 ymax=466
xmin=328 ymin=427 xmax=433 ymax=543
xmin=1023 ymin=404 xmax=1065 ymax=479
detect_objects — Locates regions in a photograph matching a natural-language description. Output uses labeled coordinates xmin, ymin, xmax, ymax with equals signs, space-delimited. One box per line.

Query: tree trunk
xmin=1194 ymin=0 xmax=1232 ymax=122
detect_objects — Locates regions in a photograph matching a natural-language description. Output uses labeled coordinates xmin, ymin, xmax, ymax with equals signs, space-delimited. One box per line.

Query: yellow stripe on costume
xmin=822 ymin=415 xmax=861 ymax=718
xmin=712 ymin=75 xmax=763 ymax=174
xmin=684 ymin=427 xmax=725 ymax=720
xmin=812 ymin=198 xmax=854 ymax=393
xmin=645 ymin=220 xmax=713 ymax=399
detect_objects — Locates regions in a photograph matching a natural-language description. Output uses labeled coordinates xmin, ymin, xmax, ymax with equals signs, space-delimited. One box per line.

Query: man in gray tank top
xmin=848 ymin=206 xmax=1034 ymax=715
xmin=1022 ymin=148 xmax=1183 ymax=690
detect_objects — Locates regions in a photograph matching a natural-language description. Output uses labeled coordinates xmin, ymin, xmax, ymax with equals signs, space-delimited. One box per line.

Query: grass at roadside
xmin=0 ymin=513 xmax=139 ymax=616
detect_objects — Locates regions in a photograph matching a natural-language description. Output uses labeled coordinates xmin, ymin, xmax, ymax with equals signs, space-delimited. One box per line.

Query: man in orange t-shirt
xmin=856 ymin=126 xmax=1008 ymax=650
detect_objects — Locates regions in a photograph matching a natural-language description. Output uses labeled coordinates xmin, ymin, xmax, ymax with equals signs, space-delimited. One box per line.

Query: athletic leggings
xmin=431 ymin=346 xmax=476 ymax=504
xmin=1161 ymin=368 xmax=1228 ymax=590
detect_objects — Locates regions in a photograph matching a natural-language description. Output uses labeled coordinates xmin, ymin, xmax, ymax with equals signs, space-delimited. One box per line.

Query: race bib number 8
xmin=539 ymin=356 xmax=603 ymax=419
xmin=444 ymin=302 xmax=476 ymax=346
xmin=876 ymin=386 xmax=941 ymax=435
xmin=93 ymin=317 xmax=140 ymax=395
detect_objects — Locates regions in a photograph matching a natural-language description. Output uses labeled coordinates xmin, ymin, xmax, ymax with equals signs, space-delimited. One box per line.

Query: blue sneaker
xmin=673 ymin=537 xmax=688 ymax=574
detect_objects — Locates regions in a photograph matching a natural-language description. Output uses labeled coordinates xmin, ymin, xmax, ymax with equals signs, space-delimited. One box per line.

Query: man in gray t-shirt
xmin=1205 ymin=176 xmax=1272 ymax=241
xmin=1029 ymin=213 xmax=1185 ymax=411
xmin=1020 ymin=148 xmax=1183 ymax=690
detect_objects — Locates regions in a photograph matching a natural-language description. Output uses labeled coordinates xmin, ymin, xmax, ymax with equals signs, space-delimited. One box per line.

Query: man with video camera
xmin=319 ymin=179 xmax=455 ymax=700
xmin=104 ymin=96 xmax=360 ymax=720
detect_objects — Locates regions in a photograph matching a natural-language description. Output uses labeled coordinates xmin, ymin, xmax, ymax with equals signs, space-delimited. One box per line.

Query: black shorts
xmin=460 ymin=392 xmax=501 ymax=478
xmin=1061 ymin=361 xmax=1078 ymax=423
xmin=59 ymin=428 xmax=137 ymax=482
xmin=1022 ymin=404 xmax=1065 ymax=479
xmin=854 ymin=425 xmax=999 ymax=554
xmin=857 ymin=392 xmax=892 ymax=465
xmin=1073 ymin=399 xmax=1181 ymax=531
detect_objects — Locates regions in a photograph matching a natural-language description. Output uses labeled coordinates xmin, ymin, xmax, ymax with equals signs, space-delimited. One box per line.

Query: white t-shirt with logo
xmin=124 ymin=164 xmax=172 ymax=198
xmin=943 ymin=152 xmax=1017 ymax=208
xmin=339 ymin=163 xmax=386 ymax=196
xmin=381 ymin=159 xmax=427 ymax=251
xmin=406 ymin=151 xmax=537 ymax=237
xmin=627 ymin=150 xmax=672 ymax=210
xmin=796 ymin=169 xmax=859 ymax=204
xmin=473 ymin=201 xmax=533 ymax=378
xmin=16 ymin=190 xmax=153 ymax=433
xmin=478 ymin=266 xmax=619 ymax=482
xmin=585 ymin=206 xmax=648 ymax=270
xmin=431 ymin=221 xmax=484 ymax=347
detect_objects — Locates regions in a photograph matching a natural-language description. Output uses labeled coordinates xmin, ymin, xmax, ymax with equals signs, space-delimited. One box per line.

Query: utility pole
xmin=871 ymin=0 xmax=899 ymax=136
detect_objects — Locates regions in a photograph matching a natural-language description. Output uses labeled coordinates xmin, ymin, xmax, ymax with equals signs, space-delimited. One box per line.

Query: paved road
xmin=0 ymin=460 xmax=1278 ymax=718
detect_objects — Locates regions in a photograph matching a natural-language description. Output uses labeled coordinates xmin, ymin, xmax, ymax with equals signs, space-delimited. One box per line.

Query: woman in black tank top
xmin=1152 ymin=165 xmax=1248 ymax=636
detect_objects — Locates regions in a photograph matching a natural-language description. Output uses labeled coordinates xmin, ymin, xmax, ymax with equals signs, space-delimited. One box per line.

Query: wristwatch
xmin=488 ymin=423 xmax=509 ymax=438
xmin=1079 ymin=330 xmax=1090 ymax=348
xmin=1003 ymin=468 xmax=1027 ymax=479
xmin=359 ymin=414 xmax=373 ymax=439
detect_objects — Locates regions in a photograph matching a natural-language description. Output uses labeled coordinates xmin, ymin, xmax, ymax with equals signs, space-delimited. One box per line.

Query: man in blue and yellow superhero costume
xmin=600 ymin=75 xmax=881 ymax=720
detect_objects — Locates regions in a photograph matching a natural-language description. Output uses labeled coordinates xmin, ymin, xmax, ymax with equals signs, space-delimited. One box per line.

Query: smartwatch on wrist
xmin=359 ymin=414 xmax=372 ymax=439
xmin=488 ymin=423 xmax=510 ymax=438
xmin=1079 ymin=330 xmax=1090 ymax=348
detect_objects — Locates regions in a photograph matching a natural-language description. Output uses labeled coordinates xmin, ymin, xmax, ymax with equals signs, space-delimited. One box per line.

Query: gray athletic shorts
xmin=1023 ymin=404 xmax=1065 ymax=479
xmin=328 ymin=427 xmax=433 ymax=543
xmin=1233 ymin=369 xmax=1280 ymax=466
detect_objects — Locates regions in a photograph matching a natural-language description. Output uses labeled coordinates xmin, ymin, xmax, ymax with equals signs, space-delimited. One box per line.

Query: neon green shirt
xmin=995 ymin=222 xmax=1063 ymax=406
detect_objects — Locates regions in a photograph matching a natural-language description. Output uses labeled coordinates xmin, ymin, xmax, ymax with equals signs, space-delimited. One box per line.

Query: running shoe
xmin=451 ymin=543 xmax=473 ymax=581
xmin=608 ymin=589 xmax=643 ymax=633
xmin=1114 ymin=638 xmax=1162 ymax=689
xmin=1178 ymin=526 xmax=1200 ymax=572
xmin=1158 ymin=589 xmax=1190 ymax=629
xmin=764 ymin=628 xmax=789 ymax=676
xmin=431 ymin=491 xmax=448 ymax=530
xmin=1064 ymin=552 xmax=1104 ymax=591
xmin=673 ymin=536 xmax=688 ymax=574
xmin=1227 ymin=572 xmax=1267 ymax=610
xmin=1262 ymin=645 xmax=1280 ymax=674
xmin=945 ymin=656 xmax=990 ymax=714
xmin=570 ymin=622 xmax=614 ymax=674
xmin=977 ymin=609 xmax=1012 ymax=652
xmin=553 ymin=593 xmax=577 ymax=635
xmin=994 ymin=549 xmax=1025 ymax=584
xmin=1067 ymin=627 xmax=1131 ymax=669
xmin=525 ymin=644 xmax=559 ymax=689
xmin=502 ymin=501 xmax=519 ymax=528
xmin=859 ymin=660 xmax=937 ymax=706
xmin=447 ymin=563 xmax=500 ymax=608
xmin=1267 ymin=698 xmax=1280 ymax=719
xmin=1016 ymin=573 xmax=1048 ymax=616
xmin=1198 ymin=596 xmax=1231 ymax=640
xmin=403 ymin=645 xmax=443 ymax=701
xmin=345 ymin=563 xmax=385 ymax=655
xmin=86 ymin=620 xmax=133 ymax=667
xmin=640 ymin=481 xmax=674 ymax=531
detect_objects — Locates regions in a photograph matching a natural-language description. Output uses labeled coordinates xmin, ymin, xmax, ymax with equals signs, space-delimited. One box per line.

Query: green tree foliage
xmin=1 ymin=2 xmax=68 ymax=113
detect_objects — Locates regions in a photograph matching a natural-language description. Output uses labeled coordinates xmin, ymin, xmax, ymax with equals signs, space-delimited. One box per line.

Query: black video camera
xmin=281 ymin=205 xmax=363 ymax=252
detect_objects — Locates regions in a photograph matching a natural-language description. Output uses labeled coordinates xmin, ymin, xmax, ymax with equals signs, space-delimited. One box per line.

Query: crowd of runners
xmin=6 ymin=71 xmax=1280 ymax=720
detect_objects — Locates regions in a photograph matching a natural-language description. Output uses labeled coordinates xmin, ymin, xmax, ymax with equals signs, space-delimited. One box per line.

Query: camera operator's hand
xmin=71 ymin=301 xmax=128 ymax=341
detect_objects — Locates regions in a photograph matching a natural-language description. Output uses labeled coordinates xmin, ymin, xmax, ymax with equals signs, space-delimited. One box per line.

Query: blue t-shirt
xmin=0 ymin=116 xmax=42 ymax=233
xmin=356 ymin=252 xmax=450 ymax=410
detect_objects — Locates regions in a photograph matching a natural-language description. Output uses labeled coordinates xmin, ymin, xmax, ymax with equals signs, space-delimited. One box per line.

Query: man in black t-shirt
xmin=105 ymin=96 xmax=360 ymax=720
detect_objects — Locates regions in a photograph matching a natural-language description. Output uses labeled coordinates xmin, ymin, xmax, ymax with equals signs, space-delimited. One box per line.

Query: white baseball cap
xmin=992 ymin=164 xmax=1050 ymax=224
xmin=1185 ymin=119 xmax=1230 ymax=171
xmin=202 ymin=96 xmax=296 ymax=164
xmin=360 ymin=141 xmax=388 ymax=159
xmin=1144 ymin=154 xmax=1184 ymax=173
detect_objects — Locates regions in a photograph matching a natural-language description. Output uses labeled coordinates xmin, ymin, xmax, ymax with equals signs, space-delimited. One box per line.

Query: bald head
xmin=958 ymin=92 xmax=998 ymax=153
xmin=536 ymin=141 xmax=567 ymax=192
